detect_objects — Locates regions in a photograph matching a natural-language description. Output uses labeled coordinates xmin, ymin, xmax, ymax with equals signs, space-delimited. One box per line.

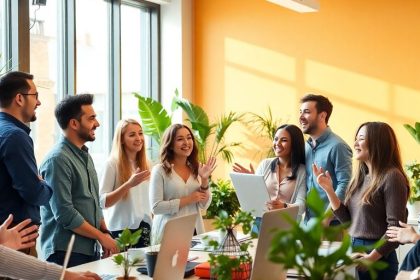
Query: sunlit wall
xmin=193 ymin=0 xmax=420 ymax=177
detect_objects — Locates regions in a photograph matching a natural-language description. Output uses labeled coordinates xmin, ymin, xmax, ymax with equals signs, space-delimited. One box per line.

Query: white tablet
xmin=229 ymin=172 xmax=271 ymax=217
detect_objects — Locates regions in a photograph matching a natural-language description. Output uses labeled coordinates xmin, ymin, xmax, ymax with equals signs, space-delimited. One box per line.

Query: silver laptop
xmin=229 ymin=173 xmax=271 ymax=217
xmin=250 ymin=206 xmax=299 ymax=280
xmin=153 ymin=213 xmax=197 ymax=280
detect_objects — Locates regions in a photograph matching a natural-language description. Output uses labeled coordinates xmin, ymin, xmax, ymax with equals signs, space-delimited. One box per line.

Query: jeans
xmin=47 ymin=251 xmax=100 ymax=268
xmin=400 ymin=240 xmax=420 ymax=271
xmin=352 ymin=237 xmax=398 ymax=280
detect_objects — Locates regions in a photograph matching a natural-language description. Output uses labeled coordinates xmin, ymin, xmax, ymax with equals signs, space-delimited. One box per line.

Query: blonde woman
xmin=99 ymin=119 xmax=151 ymax=248
xmin=150 ymin=124 xmax=216 ymax=242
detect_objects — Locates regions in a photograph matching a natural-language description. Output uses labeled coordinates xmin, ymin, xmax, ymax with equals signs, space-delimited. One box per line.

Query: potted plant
xmin=112 ymin=228 xmax=142 ymax=280
xmin=404 ymin=122 xmax=420 ymax=145
xmin=205 ymin=210 xmax=256 ymax=280
xmin=267 ymin=189 xmax=386 ymax=280
xmin=203 ymin=179 xmax=240 ymax=231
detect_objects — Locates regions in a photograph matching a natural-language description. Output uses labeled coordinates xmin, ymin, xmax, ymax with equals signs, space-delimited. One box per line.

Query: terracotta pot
xmin=115 ymin=276 xmax=137 ymax=280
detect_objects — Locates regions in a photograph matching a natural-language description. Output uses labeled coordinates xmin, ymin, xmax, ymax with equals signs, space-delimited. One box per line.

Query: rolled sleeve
xmin=331 ymin=142 xmax=352 ymax=201
xmin=5 ymin=132 xmax=52 ymax=205
xmin=41 ymin=157 xmax=84 ymax=230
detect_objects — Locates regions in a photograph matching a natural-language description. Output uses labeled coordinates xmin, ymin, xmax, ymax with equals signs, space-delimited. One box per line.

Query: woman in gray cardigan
xmin=233 ymin=124 xmax=306 ymax=222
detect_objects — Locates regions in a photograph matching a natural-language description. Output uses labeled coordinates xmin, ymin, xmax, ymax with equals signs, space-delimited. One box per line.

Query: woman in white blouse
xmin=99 ymin=119 xmax=151 ymax=247
xmin=233 ymin=124 xmax=306 ymax=222
xmin=150 ymin=124 xmax=216 ymax=243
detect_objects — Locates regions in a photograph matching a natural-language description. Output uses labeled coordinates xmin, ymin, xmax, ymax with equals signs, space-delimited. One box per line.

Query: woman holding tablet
xmin=233 ymin=124 xmax=306 ymax=221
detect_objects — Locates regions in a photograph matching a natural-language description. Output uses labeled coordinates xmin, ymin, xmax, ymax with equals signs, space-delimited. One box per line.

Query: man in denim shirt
xmin=40 ymin=94 xmax=117 ymax=267
xmin=299 ymin=94 xmax=352 ymax=224
xmin=0 ymin=71 xmax=52 ymax=256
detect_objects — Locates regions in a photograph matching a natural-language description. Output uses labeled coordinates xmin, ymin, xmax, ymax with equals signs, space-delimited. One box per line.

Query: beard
xmin=302 ymin=122 xmax=318 ymax=135
xmin=77 ymin=127 xmax=95 ymax=142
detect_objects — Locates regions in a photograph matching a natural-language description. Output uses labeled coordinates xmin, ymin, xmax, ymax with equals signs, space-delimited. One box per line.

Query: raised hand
xmin=312 ymin=164 xmax=334 ymax=192
xmin=198 ymin=157 xmax=217 ymax=180
xmin=386 ymin=221 xmax=419 ymax=244
xmin=0 ymin=214 xmax=38 ymax=250
xmin=127 ymin=168 xmax=150 ymax=188
xmin=233 ymin=162 xmax=255 ymax=174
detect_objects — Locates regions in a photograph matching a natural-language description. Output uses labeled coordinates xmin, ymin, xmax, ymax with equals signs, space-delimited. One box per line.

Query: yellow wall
xmin=193 ymin=0 xmax=420 ymax=178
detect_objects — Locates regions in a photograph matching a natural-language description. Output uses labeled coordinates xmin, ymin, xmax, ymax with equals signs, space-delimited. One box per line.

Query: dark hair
xmin=55 ymin=94 xmax=94 ymax=129
xmin=159 ymin=124 xmax=199 ymax=177
xmin=0 ymin=71 xmax=34 ymax=108
xmin=300 ymin=94 xmax=333 ymax=123
xmin=345 ymin=122 xmax=409 ymax=204
xmin=270 ymin=124 xmax=305 ymax=180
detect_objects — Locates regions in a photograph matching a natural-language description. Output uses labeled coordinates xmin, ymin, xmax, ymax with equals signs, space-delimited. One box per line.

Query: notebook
xmin=152 ymin=213 xmax=197 ymax=280
xmin=59 ymin=234 xmax=75 ymax=280
xmin=250 ymin=206 xmax=299 ymax=280
xmin=229 ymin=173 xmax=271 ymax=217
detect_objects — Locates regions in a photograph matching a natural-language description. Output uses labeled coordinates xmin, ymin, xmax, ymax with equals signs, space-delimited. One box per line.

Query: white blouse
xmin=99 ymin=158 xmax=152 ymax=231
xmin=149 ymin=164 xmax=212 ymax=243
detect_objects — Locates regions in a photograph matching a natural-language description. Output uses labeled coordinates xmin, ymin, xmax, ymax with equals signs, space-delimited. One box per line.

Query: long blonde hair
xmin=110 ymin=119 xmax=149 ymax=190
xmin=344 ymin=122 xmax=409 ymax=205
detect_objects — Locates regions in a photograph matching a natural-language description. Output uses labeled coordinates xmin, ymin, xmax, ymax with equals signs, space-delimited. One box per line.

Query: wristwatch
xmin=283 ymin=202 xmax=288 ymax=208
xmin=200 ymin=185 xmax=209 ymax=191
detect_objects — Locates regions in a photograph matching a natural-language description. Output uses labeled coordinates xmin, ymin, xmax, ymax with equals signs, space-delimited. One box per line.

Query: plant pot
xmin=115 ymin=277 xmax=137 ymax=280
xmin=145 ymin=251 xmax=159 ymax=277
xmin=407 ymin=201 xmax=420 ymax=220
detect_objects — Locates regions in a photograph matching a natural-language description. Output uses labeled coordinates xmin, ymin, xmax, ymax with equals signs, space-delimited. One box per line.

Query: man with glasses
xmin=0 ymin=71 xmax=52 ymax=257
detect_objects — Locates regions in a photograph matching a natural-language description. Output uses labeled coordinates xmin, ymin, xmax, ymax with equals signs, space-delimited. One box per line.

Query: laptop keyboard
xmin=99 ymin=274 xmax=116 ymax=280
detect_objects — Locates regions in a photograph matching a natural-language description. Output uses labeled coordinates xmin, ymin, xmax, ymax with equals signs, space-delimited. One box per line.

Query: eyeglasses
xmin=21 ymin=92 xmax=39 ymax=100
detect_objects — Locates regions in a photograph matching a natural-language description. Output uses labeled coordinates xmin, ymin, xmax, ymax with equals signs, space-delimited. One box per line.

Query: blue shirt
xmin=40 ymin=137 xmax=103 ymax=258
xmin=0 ymin=112 xmax=52 ymax=224
xmin=304 ymin=127 xmax=353 ymax=221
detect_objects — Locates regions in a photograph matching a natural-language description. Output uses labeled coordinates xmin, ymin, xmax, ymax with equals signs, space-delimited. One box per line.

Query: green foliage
xmin=133 ymin=89 xmax=243 ymax=163
xmin=112 ymin=228 xmax=142 ymax=279
xmin=404 ymin=122 xmax=420 ymax=145
xmin=268 ymin=189 xmax=387 ymax=280
xmin=245 ymin=107 xmax=284 ymax=158
xmin=206 ymin=210 xmax=256 ymax=280
xmin=133 ymin=93 xmax=172 ymax=145
xmin=406 ymin=161 xmax=420 ymax=204
xmin=205 ymin=179 xmax=240 ymax=219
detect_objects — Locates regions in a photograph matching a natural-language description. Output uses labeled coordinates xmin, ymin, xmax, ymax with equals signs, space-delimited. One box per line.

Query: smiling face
xmin=299 ymin=101 xmax=325 ymax=136
xmin=354 ymin=125 xmax=369 ymax=163
xmin=122 ymin=123 xmax=144 ymax=156
xmin=172 ymin=127 xmax=194 ymax=159
xmin=21 ymin=79 xmax=41 ymax=122
xmin=273 ymin=128 xmax=292 ymax=159
xmin=75 ymin=105 xmax=100 ymax=142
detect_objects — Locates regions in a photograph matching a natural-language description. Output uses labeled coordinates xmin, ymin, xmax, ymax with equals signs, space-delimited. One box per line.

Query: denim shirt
xmin=304 ymin=127 xmax=352 ymax=221
xmin=40 ymin=137 xmax=103 ymax=259
xmin=0 ymin=112 xmax=52 ymax=224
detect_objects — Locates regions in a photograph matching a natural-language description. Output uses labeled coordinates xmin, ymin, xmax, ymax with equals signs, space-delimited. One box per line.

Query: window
xmin=75 ymin=0 xmax=109 ymax=172
xmin=29 ymin=0 xmax=60 ymax=162
xmin=121 ymin=2 xmax=152 ymax=119
xmin=12 ymin=0 xmax=159 ymax=174
xmin=0 ymin=0 xmax=7 ymax=72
